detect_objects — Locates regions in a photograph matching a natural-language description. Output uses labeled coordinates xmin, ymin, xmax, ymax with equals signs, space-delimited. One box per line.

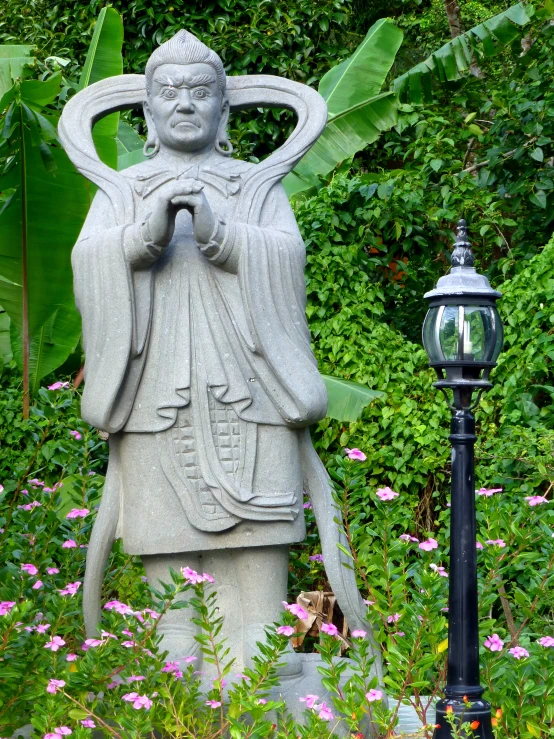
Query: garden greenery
xmin=2 ymin=0 xmax=554 ymax=737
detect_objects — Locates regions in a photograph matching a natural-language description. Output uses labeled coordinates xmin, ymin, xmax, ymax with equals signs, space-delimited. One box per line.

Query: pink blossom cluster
xmin=484 ymin=634 xmax=504 ymax=652
xmin=206 ymin=700 xmax=222 ymax=708
xmin=46 ymin=679 xmax=66 ymax=694
xmin=345 ymin=448 xmax=366 ymax=461
xmin=476 ymin=487 xmax=502 ymax=496
xmin=538 ymin=636 xmax=554 ymax=647
xmin=486 ymin=539 xmax=506 ymax=548
xmin=419 ymin=538 xmax=438 ymax=551
xmin=47 ymin=381 xmax=70 ymax=390
xmin=282 ymin=601 xmax=309 ymax=620
xmin=122 ymin=692 xmax=153 ymax=710
xmin=58 ymin=581 xmax=81 ymax=596
xmin=66 ymin=508 xmax=89 ymax=519
xmin=299 ymin=694 xmax=334 ymax=720
xmin=82 ymin=638 xmax=105 ymax=651
xmin=509 ymin=646 xmax=529 ymax=659
xmin=0 ymin=601 xmax=16 ymax=616
xmin=387 ymin=613 xmax=402 ymax=624
xmin=44 ymin=727 xmax=72 ymax=739
xmin=430 ymin=563 xmax=448 ymax=578
xmin=525 ymin=495 xmax=549 ymax=507
xmin=26 ymin=623 xmax=50 ymax=634
xmin=376 ymin=487 xmax=398 ymax=501
xmin=104 ymin=600 xmax=134 ymax=615
xmin=21 ymin=563 xmax=39 ymax=576
xmin=309 ymin=554 xmax=324 ymax=562
xmin=181 ymin=567 xmax=215 ymax=585
xmin=19 ymin=500 xmax=42 ymax=511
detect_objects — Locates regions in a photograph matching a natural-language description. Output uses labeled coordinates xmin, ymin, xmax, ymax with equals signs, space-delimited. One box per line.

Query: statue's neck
xmin=155 ymin=145 xmax=217 ymax=170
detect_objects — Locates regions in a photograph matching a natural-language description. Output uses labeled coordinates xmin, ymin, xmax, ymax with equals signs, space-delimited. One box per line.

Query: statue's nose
xmin=176 ymin=89 xmax=195 ymax=112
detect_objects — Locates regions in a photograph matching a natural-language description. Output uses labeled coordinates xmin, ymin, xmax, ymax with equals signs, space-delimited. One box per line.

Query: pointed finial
xmin=451 ymin=218 xmax=474 ymax=267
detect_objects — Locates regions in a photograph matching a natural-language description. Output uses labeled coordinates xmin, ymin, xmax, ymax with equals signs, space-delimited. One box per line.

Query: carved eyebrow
xmin=154 ymin=73 xmax=216 ymax=89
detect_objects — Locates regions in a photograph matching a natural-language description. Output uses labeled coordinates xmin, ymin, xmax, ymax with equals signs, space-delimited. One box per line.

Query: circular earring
xmin=143 ymin=136 xmax=160 ymax=158
xmin=215 ymin=137 xmax=233 ymax=156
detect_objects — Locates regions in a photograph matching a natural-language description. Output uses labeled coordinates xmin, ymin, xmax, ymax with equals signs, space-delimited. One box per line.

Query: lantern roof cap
xmin=424 ymin=219 xmax=502 ymax=301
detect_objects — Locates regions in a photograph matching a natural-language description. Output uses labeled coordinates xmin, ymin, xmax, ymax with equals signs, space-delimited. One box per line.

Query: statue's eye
xmin=162 ymin=88 xmax=177 ymax=99
xmin=192 ymin=88 xmax=208 ymax=99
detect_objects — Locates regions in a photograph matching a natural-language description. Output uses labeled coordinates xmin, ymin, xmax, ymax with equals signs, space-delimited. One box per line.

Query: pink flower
xmin=21 ymin=563 xmax=39 ymax=576
xmin=206 ymin=700 xmax=222 ymax=708
xmin=45 ymin=734 xmax=61 ymax=739
xmin=484 ymin=634 xmax=504 ymax=652
xmin=122 ymin=640 xmax=136 ymax=648
xmin=351 ymin=629 xmax=367 ymax=638
xmin=537 ymin=636 xmax=554 ymax=647
xmin=62 ymin=540 xmax=77 ymax=549
xmin=101 ymin=630 xmax=118 ymax=640
xmin=47 ymin=567 xmax=59 ymax=575
xmin=525 ymin=496 xmax=549 ymax=506
xmin=476 ymin=487 xmax=502 ymax=496
xmin=104 ymin=600 xmax=133 ymax=615
xmin=363 ymin=599 xmax=375 ymax=606
xmin=83 ymin=638 xmax=105 ymax=650
xmin=387 ymin=613 xmax=401 ymax=624
xmin=303 ymin=501 xmax=313 ymax=509
xmin=143 ymin=608 xmax=160 ymax=619
xmin=320 ymin=623 xmax=339 ymax=636
xmin=66 ymin=653 xmax=78 ymax=662
xmin=36 ymin=624 xmax=50 ymax=634
xmin=509 ymin=646 xmax=529 ymax=659
xmin=46 ymin=679 xmax=66 ymax=694
xmin=59 ymin=581 xmax=81 ymax=596
xmin=80 ymin=720 xmax=95 ymax=729
xmin=69 ymin=430 xmax=82 ymax=441
xmin=44 ymin=636 xmax=66 ymax=652
xmin=366 ymin=689 xmax=383 ymax=702
xmin=122 ymin=692 xmax=152 ymax=710
xmin=0 ymin=601 xmax=16 ymax=616
xmin=486 ymin=539 xmax=506 ymax=548
xmin=309 ymin=554 xmax=324 ymax=562
xmin=47 ymin=382 xmax=70 ymax=390
xmin=299 ymin=694 xmax=319 ymax=709
xmin=181 ymin=566 xmax=214 ymax=585
xmin=183 ymin=656 xmax=197 ymax=663
xmin=476 ymin=542 xmax=484 ymax=550
xmin=66 ymin=508 xmax=89 ymax=519
xmin=399 ymin=534 xmax=419 ymax=542
xmin=127 ymin=675 xmax=146 ymax=682
xmin=53 ymin=728 xmax=71 ymax=736
xmin=376 ymin=487 xmax=399 ymax=501
xmin=345 ymin=448 xmax=366 ymax=461
xmin=19 ymin=501 xmax=42 ymax=511
xmin=419 ymin=538 xmax=438 ymax=551
xmin=161 ymin=661 xmax=181 ymax=673
xmin=430 ymin=564 xmax=448 ymax=578
xmin=32 ymin=580 xmax=44 ymax=590
xmin=29 ymin=478 xmax=45 ymax=487
xmin=283 ymin=602 xmax=309 ymax=620
xmin=276 ymin=625 xmax=295 ymax=636
xmin=317 ymin=701 xmax=334 ymax=721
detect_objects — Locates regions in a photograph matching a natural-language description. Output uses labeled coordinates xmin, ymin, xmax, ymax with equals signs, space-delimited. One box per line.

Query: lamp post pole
xmin=422 ymin=220 xmax=503 ymax=739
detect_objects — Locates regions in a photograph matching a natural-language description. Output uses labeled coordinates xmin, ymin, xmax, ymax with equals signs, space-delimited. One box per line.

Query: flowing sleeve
xmin=72 ymin=190 xmax=152 ymax=432
xmin=206 ymin=183 xmax=328 ymax=426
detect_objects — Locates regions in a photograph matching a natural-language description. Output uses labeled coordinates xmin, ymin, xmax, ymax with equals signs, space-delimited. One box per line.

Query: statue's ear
xmin=215 ymin=98 xmax=233 ymax=156
xmin=143 ymin=100 xmax=160 ymax=157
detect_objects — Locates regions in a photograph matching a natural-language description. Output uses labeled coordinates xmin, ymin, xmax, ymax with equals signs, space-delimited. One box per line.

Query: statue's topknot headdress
xmin=145 ymin=30 xmax=226 ymax=95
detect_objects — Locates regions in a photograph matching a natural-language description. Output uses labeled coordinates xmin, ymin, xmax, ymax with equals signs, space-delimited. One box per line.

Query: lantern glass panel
xmin=423 ymin=304 xmax=503 ymax=364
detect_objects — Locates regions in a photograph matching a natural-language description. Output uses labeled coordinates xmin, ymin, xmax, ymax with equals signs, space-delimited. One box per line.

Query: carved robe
xmin=73 ymin=151 xmax=328 ymax=554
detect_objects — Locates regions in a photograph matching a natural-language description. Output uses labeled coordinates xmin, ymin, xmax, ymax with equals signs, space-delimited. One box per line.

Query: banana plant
xmin=0 ymin=7 xmax=124 ymax=415
xmin=393 ymin=1 xmax=532 ymax=103
xmin=321 ymin=375 xmax=383 ymax=422
xmin=284 ymin=2 xmax=533 ymax=198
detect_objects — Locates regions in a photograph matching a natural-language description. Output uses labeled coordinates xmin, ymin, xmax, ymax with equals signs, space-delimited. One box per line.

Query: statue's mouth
xmin=171 ymin=119 xmax=200 ymax=129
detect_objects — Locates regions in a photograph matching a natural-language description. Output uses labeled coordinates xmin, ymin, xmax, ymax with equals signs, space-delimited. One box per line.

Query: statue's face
xmin=146 ymin=62 xmax=224 ymax=153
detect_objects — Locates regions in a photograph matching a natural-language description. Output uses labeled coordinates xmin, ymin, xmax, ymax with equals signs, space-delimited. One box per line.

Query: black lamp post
xmin=422 ymin=220 xmax=503 ymax=739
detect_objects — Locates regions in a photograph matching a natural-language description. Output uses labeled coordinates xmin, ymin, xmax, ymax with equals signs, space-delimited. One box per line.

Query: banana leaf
xmin=322 ymin=374 xmax=384 ymax=422
xmin=283 ymin=18 xmax=403 ymax=197
xmin=0 ymin=45 xmax=35 ymax=99
xmin=393 ymin=2 xmax=532 ymax=104
xmin=0 ymin=305 xmax=12 ymax=364
xmin=79 ymin=7 xmax=124 ymax=170
xmin=116 ymin=119 xmax=146 ymax=170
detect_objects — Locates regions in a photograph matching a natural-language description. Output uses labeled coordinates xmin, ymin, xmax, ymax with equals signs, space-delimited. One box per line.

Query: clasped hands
xmin=143 ymin=178 xmax=222 ymax=250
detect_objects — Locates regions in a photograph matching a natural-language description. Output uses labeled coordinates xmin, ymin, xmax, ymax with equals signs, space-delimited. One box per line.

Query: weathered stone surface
xmin=58 ymin=28 xmax=382 ymax=691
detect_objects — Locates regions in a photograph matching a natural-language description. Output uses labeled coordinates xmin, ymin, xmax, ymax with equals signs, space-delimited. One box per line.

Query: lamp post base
xmin=433 ymin=697 xmax=494 ymax=739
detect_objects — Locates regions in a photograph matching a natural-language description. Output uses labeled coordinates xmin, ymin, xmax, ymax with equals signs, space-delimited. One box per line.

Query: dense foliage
xmin=2 ymin=0 xmax=554 ymax=737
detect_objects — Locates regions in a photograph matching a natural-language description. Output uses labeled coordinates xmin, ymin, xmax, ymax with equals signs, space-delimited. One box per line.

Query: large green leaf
xmin=116 ymin=120 xmax=146 ymax=170
xmin=0 ymin=45 xmax=35 ymax=99
xmin=393 ymin=2 xmax=532 ymax=104
xmin=283 ymin=18 xmax=403 ymax=197
xmin=79 ymin=7 xmax=124 ymax=170
xmin=0 ymin=305 xmax=12 ymax=364
xmin=11 ymin=305 xmax=81 ymax=394
xmin=322 ymin=374 xmax=384 ymax=422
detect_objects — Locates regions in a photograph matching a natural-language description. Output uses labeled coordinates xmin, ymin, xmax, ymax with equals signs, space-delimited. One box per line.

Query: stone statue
xmin=59 ymin=30 xmax=381 ymax=686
